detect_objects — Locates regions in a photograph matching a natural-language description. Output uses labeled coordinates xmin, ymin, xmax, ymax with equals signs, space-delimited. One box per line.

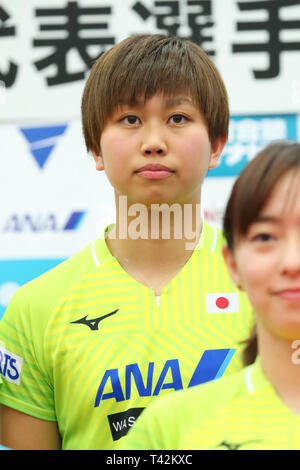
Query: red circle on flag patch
xmin=216 ymin=296 xmax=229 ymax=309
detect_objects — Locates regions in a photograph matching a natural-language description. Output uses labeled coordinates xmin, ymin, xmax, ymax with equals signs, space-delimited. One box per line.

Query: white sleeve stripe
xmin=210 ymin=227 xmax=218 ymax=253
xmin=91 ymin=241 xmax=100 ymax=267
xmin=244 ymin=366 xmax=255 ymax=394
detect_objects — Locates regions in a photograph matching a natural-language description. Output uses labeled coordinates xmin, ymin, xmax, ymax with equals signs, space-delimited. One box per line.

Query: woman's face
xmin=223 ymin=170 xmax=300 ymax=340
xmin=93 ymin=93 xmax=225 ymax=206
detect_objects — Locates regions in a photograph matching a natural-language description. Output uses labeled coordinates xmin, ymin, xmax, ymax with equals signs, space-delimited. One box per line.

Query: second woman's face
xmin=224 ymin=170 xmax=300 ymax=340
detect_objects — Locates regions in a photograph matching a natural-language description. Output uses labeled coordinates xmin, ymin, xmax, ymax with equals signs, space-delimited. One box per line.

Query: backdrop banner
xmin=1 ymin=0 xmax=300 ymax=119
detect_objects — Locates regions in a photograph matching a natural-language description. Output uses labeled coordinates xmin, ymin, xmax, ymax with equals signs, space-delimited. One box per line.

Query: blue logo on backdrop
xmin=2 ymin=211 xmax=86 ymax=232
xmin=207 ymin=114 xmax=298 ymax=177
xmin=0 ymin=259 xmax=65 ymax=320
xmin=63 ymin=211 xmax=86 ymax=230
xmin=20 ymin=125 xmax=68 ymax=169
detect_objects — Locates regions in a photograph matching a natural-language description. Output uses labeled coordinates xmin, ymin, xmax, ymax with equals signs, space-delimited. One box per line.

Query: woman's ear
xmin=208 ymin=135 xmax=227 ymax=170
xmin=90 ymin=148 xmax=104 ymax=171
xmin=222 ymin=245 xmax=243 ymax=290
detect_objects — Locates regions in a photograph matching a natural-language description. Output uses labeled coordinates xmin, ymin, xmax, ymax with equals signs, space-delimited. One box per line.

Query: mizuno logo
xmin=217 ymin=440 xmax=261 ymax=450
xmin=71 ymin=309 xmax=119 ymax=331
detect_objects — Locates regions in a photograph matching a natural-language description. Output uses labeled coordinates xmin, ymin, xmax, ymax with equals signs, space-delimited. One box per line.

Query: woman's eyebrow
xmin=253 ymin=215 xmax=280 ymax=224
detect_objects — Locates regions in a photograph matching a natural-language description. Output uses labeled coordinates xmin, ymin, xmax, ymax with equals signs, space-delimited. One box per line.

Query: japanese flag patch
xmin=206 ymin=293 xmax=239 ymax=314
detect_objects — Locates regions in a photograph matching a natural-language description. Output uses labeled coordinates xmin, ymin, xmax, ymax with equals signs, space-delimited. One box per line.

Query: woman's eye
xmin=169 ymin=114 xmax=187 ymax=124
xmin=253 ymin=233 xmax=273 ymax=242
xmin=122 ymin=116 xmax=140 ymax=125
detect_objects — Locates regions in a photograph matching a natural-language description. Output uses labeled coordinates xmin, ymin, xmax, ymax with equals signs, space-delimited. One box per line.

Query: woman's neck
xmin=257 ymin=320 xmax=300 ymax=415
xmin=105 ymin=196 xmax=203 ymax=294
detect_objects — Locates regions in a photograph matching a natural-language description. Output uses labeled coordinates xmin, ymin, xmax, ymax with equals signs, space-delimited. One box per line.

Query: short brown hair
xmin=223 ymin=140 xmax=300 ymax=365
xmin=81 ymin=34 xmax=229 ymax=154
